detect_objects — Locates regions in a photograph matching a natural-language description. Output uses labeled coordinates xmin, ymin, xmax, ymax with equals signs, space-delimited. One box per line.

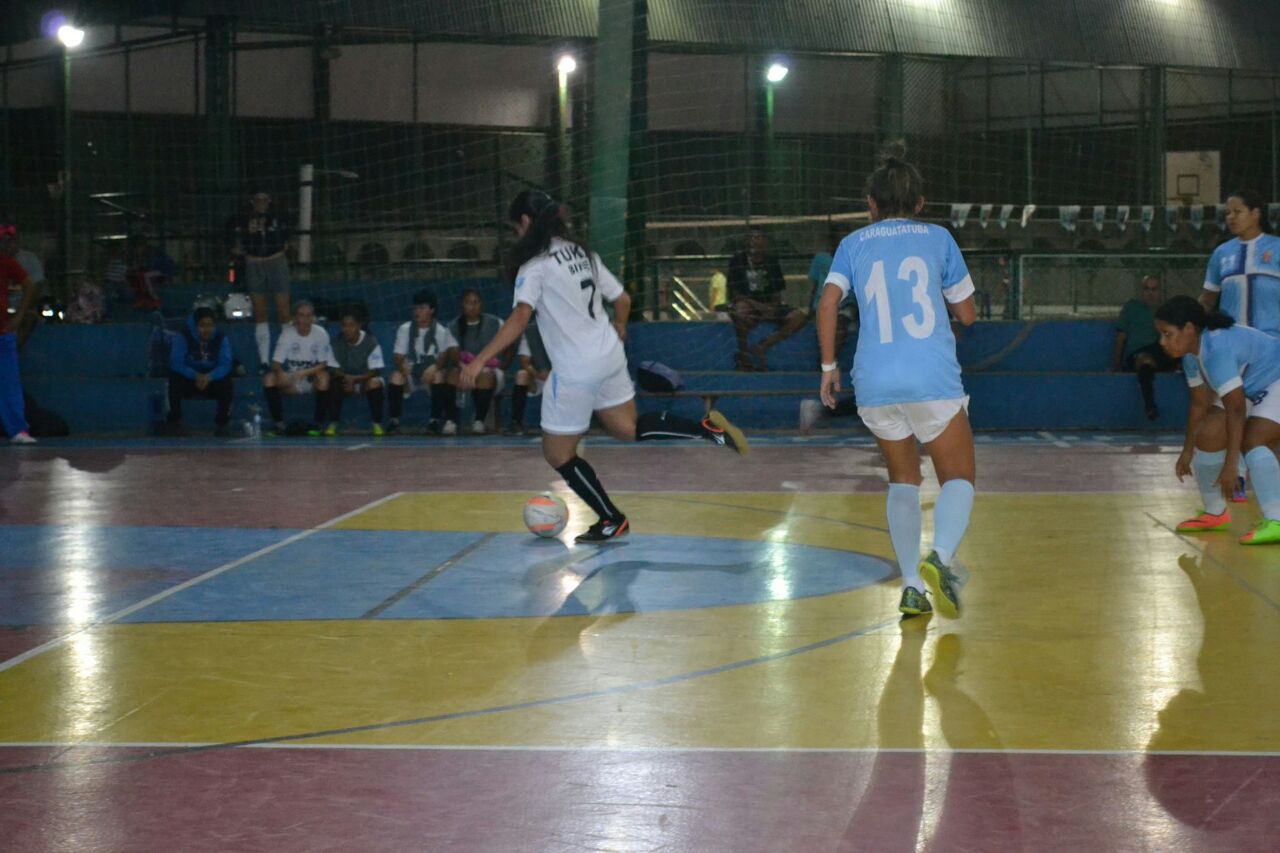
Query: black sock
xmin=442 ymin=383 xmax=459 ymax=420
xmin=828 ymin=397 xmax=859 ymax=418
xmin=555 ymin=457 xmax=624 ymax=522
xmin=265 ymin=386 xmax=283 ymax=423
xmin=1137 ymin=365 xmax=1156 ymax=408
xmin=430 ymin=384 xmax=447 ymax=420
xmin=313 ymin=391 xmax=328 ymax=425
xmin=473 ymin=388 xmax=494 ymax=422
xmin=636 ymin=410 xmax=711 ymax=442
xmin=389 ymin=382 xmax=404 ymax=420
xmin=367 ymin=386 xmax=385 ymax=424
xmin=511 ymin=385 xmax=528 ymax=425
xmin=330 ymin=388 xmax=345 ymax=423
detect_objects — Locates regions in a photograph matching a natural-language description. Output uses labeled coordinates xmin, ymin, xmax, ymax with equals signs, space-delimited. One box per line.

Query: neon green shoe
xmin=1240 ymin=519 xmax=1280 ymax=545
xmin=324 ymin=422 xmax=338 ymax=437
xmin=920 ymin=551 xmax=961 ymax=619
xmin=899 ymin=586 xmax=932 ymax=617
xmin=371 ymin=422 xmax=385 ymax=437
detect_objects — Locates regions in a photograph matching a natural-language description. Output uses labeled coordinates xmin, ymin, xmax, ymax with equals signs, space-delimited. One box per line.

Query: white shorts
xmin=279 ymin=375 xmax=315 ymax=396
xmin=540 ymin=365 xmax=635 ymax=435
xmin=1213 ymin=377 xmax=1280 ymax=424
xmin=858 ymin=396 xmax=969 ymax=444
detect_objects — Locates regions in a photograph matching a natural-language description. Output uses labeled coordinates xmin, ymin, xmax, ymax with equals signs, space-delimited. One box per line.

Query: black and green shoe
xmin=899 ymin=586 xmax=932 ymax=617
xmin=919 ymin=551 xmax=961 ymax=619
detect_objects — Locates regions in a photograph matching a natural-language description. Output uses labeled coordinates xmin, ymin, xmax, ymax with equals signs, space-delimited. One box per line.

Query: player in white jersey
xmin=817 ymin=145 xmax=978 ymax=618
xmin=262 ymin=300 xmax=334 ymax=436
xmin=460 ymin=190 xmax=748 ymax=543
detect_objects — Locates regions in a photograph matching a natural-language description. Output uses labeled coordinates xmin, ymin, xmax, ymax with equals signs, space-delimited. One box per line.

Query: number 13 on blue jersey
xmin=865 ymin=256 xmax=936 ymax=343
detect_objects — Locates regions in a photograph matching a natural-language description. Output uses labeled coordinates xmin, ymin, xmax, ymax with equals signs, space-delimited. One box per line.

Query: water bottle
xmin=251 ymin=412 xmax=262 ymax=439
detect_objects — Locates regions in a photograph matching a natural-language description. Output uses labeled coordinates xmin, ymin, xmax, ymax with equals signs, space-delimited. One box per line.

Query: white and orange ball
xmin=523 ymin=493 xmax=569 ymax=538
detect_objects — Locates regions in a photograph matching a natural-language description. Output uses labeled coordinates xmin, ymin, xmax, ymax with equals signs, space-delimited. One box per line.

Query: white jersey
xmin=513 ymin=237 xmax=625 ymax=381
xmin=272 ymin=324 xmax=334 ymax=372
xmin=394 ymin=321 xmax=458 ymax=364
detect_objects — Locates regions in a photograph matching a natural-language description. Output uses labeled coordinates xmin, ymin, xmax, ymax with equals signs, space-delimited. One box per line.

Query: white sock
xmin=887 ymin=483 xmax=923 ymax=589
xmin=1244 ymin=446 xmax=1280 ymax=520
xmin=932 ymin=479 xmax=975 ymax=566
xmin=255 ymin=323 xmax=271 ymax=366
xmin=1192 ymin=449 xmax=1228 ymax=516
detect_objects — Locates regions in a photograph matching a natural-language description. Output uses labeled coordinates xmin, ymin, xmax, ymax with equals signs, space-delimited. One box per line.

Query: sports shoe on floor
xmin=442 ymin=419 xmax=458 ymax=436
xmin=1230 ymin=476 xmax=1248 ymax=503
xmin=9 ymin=431 xmax=37 ymax=445
xmin=385 ymin=419 xmax=400 ymax=435
xmin=899 ymin=586 xmax=932 ymax=617
xmin=371 ymin=422 xmax=385 ymax=437
xmin=919 ymin=551 xmax=961 ymax=619
xmin=306 ymin=424 xmax=324 ymax=437
xmin=1175 ymin=509 xmax=1231 ymax=532
xmin=427 ymin=419 xmax=442 ymax=435
xmin=471 ymin=419 xmax=487 ymax=435
xmin=575 ymin=517 xmax=630 ymax=543
xmin=799 ymin=399 xmax=824 ymax=435
xmin=1145 ymin=404 xmax=1159 ymax=421
xmin=502 ymin=424 xmax=523 ymax=436
xmin=1240 ymin=519 xmax=1280 ymax=545
xmin=703 ymin=409 xmax=749 ymax=456
xmin=324 ymin=422 xmax=339 ymax=437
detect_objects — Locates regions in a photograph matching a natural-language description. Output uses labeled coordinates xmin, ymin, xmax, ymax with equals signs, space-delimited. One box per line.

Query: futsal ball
xmin=524 ymin=493 xmax=569 ymax=538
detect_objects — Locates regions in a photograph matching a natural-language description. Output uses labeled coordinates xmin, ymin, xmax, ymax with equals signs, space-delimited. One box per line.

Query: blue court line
xmin=0 ymin=613 xmax=907 ymax=776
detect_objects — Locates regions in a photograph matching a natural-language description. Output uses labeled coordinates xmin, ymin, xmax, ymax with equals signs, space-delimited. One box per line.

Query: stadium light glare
xmin=557 ymin=54 xmax=577 ymax=75
xmin=766 ymin=62 xmax=789 ymax=84
xmin=56 ymin=24 xmax=85 ymax=49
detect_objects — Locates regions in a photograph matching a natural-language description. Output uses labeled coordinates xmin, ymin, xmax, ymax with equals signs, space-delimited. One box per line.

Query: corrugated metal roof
xmin=2 ymin=1 xmax=1277 ymax=71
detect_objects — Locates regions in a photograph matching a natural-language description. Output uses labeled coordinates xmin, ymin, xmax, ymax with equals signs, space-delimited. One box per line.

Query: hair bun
xmin=879 ymin=140 xmax=908 ymax=167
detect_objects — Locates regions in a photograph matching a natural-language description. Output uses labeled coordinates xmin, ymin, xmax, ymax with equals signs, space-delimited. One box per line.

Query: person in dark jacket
xmin=450 ymin=288 xmax=507 ymax=434
xmin=168 ymin=307 xmax=235 ymax=436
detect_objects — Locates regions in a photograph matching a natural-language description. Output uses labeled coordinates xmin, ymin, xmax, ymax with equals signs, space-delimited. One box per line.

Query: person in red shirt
xmin=1 ymin=223 xmax=39 ymax=443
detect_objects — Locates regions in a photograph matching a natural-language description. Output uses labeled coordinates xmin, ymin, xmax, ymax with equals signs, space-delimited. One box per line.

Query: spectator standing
xmin=389 ymin=289 xmax=460 ymax=435
xmin=167 ymin=307 xmax=234 ymax=436
xmin=12 ymin=233 xmax=44 ymax=346
xmin=262 ymin=300 xmax=333 ymax=436
xmin=0 ymin=222 xmax=38 ymax=443
xmin=233 ymin=191 xmax=292 ymax=371
xmin=728 ymin=227 xmax=807 ymax=370
xmin=451 ymin=288 xmax=506 ymax=434
xmin=327 ymin=309 xmax=387 ymax=437
xmin=1114 ymin=275 xmax=1177 ymax=420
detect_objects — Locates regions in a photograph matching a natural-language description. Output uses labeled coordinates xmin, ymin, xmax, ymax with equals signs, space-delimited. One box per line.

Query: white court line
xmin=0 ymin=491 xmax=406 ymax=674
xmin=1 ymin=741 xmax=1276 ymax=758
xmin=346 ymin=443 xmax=371 ymax=452
xmin=1036 ymin=430 xmax=1072 ymax=449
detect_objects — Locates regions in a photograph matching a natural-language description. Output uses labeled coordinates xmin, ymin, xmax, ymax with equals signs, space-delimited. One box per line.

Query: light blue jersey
xmin=825 ymin=219 xmax=974 ymax=407
xmin=1204 ymin=234 xmax=1280 ymax=337
xmin=1183 ymin=324 xmax=1280 ymax=402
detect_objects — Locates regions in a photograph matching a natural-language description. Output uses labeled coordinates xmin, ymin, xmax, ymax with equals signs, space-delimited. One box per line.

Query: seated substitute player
xmin=817 ymin=143 xmax=978 ymax=619
xmin=451 ymin=287 xmax=507 ymax=435
xmin=1157 ymin=296 xmax=1280 ymax=545
xmin=388 ymin=289 xmax=460 ymax=435
xmin=166 ymin=307 xmax=235 ymax=437
xmin=325 ymin=308 xmax=387 ymax=437
xmin=262 ymin=300 xmax=333 ymax=436
xmin=729 ymin=227 xmax=808 ymax=371
xmin=460 ymin=189 xmax=748 ymax=543
xmin=507 ymin=317 xmax=551 ymax=436
xmin=1113 ymin=276 xmax=1178 ymax=421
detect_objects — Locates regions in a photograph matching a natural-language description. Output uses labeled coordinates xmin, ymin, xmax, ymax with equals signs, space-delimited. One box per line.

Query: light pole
xmin=764 ymin=60 xmax=788 ymax=210
xmin=55 ymin=23 xmax=85 ymax=291
xmin=556 ymin=54 xmax=577 ymax=201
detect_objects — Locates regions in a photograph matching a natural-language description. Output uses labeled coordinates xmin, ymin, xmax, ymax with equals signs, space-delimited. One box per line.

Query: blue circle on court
xmin=379 ymin=533 xmax=894 ymax=619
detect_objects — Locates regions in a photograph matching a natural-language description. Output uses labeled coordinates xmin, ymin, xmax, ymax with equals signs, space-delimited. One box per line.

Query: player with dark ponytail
xmin=1156 ymin=295 xmax=1280 ymax=544
xmin=460 ymin=190 xmax=748 ymax=543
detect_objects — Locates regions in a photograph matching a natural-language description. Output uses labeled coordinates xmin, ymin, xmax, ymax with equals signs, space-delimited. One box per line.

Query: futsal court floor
xmin=0 ymin=431 xmax=1277 ymax=852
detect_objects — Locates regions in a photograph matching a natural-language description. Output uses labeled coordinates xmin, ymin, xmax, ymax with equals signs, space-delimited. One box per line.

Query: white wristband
xmin=821 ymin=361 xmax=839 ymax=373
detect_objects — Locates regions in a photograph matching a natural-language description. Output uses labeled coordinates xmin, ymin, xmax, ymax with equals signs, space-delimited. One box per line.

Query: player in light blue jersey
xmin=1201 ymin=189 xmax=1280 ymax=337
xmin=1156 ymin=296 xmax=1280 ymax=545
xmin=818 ymin=144 xmax=978 ymax=617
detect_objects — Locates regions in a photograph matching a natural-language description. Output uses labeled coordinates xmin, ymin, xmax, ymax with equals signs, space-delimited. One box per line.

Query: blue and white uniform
xmin=1203 ymin=234 xmax=1280 ymax=337
xmin=825 ymin=219 xmax=975 ymax=442
xmin=1184 ymin=324 xmax=1280 ymax=424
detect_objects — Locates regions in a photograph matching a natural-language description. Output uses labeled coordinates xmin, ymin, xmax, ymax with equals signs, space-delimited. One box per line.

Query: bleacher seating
xmin=17 ymin=314 xmax=1188 ymax=434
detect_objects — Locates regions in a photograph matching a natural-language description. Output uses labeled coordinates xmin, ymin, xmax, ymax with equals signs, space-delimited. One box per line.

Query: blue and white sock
xmin=254 ymin=322 xmax=271 ymax=366
xmin=887 ymin=483 xmax=923 ymax=589
xmin=1244 ymin=447 xmax=1280 ymax=520
xmin=1192 ymin=449 xmax=1228 ymax=516
xmin=932 ymin=479 xmax=975 ymax=566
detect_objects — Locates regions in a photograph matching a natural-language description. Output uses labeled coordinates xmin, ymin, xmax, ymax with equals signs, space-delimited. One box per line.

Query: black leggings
xmin=168 ymin=374 xmax=234 ymax=425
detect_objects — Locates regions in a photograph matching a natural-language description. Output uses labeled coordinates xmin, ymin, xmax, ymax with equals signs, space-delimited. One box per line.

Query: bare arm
xmin=468 ymin=304 xmax=533 ymax=374
xmin=1199 ymin=290 xmax=1219 ymax=312
xmin=1176 ymin=384 xmax=1214 ymax=480
xmin=1219 ymin=387 xmax=1247 ymax=496
xmin=948 ymin=295 xmax=977 ymax=327
xmin=817 ymin=284 xmax=843 ymax=408
xmin=611 ymin=290 xmax=631 ymax=341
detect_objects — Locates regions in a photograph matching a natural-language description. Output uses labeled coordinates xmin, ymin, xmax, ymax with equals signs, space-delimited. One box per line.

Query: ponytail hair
xmin=864 ymin=140 xmax=925 ymax=220
xmin=1228 ymin=188 xmax=1271 ymax=234
xmin=505 ymin=190 xmax=592 ymax=283
xmin=1154 ymin=294 xmax=1235 ymax=332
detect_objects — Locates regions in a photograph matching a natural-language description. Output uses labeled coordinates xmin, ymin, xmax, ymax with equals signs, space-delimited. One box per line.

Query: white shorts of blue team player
xmin=539 ymin=363 xmax=636 ymax=435
xmin=858 ymin=396 xmax=970 ymax=444
xmin=1210 ymin=377 xmax=1280 ymax=424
